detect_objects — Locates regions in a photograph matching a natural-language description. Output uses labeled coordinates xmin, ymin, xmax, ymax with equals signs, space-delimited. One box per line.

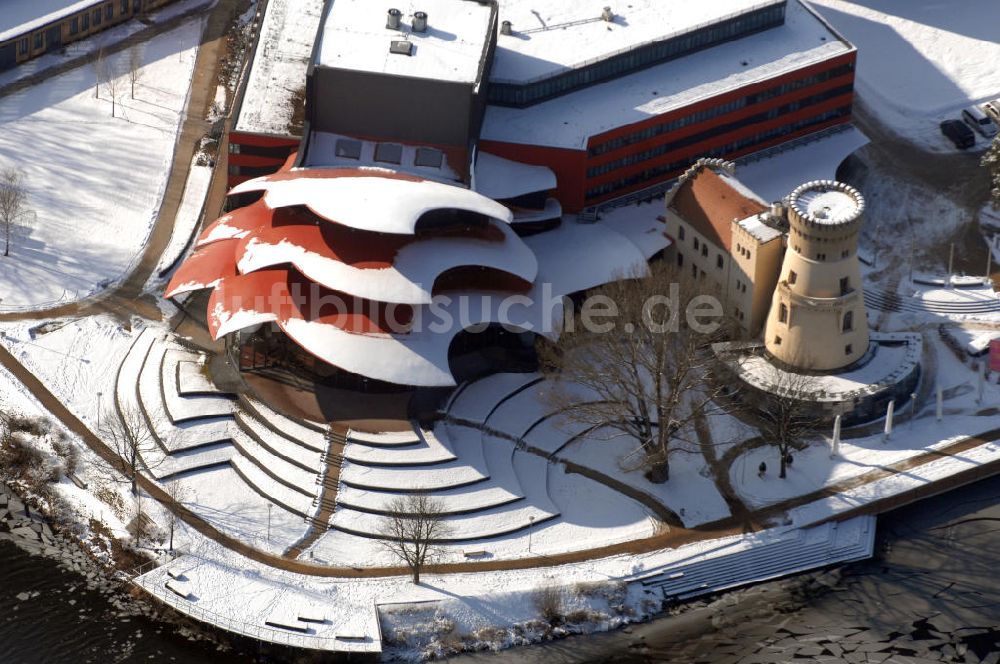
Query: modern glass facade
xmin=488 ymin=3 xmax=787 ymax=108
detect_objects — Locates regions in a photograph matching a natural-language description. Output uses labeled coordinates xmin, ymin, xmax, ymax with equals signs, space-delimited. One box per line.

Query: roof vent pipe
xmin=413 ymin=11 xmax=428 ymax=32
xmin=601 ymin=6 xmax=614 ymax=21
xmin=387 ymin=8 xmax=402 ymax=29
xmin=500 ymin=20 xmax=513 ymax=35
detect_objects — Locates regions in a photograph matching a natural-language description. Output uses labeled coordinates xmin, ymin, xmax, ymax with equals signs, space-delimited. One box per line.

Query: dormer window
xmin=374 ymin=143 xmax=403 ymax=164
xmin=415 ymin=147 xmax=443 ymax=168
xmin=335 ymin=139 xmax=362 ymax=160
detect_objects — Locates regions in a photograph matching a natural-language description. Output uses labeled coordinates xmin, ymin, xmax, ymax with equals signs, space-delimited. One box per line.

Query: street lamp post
xmin=267 ymin=504 xmax=272 ymax=546
xmin=527 ymin=515 xmax=535 ymax=554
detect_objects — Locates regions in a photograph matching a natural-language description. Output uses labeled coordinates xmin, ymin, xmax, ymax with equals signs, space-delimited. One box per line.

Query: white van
xmin=962 ymin=105 xmax=998 ymax=137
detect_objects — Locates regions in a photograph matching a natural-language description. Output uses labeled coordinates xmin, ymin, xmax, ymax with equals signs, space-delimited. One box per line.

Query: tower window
xmin=843 ymin=311 xmax=853 ymax=332
xmin=840 ymin=277 xmax=850 ymax=295
xmin=678 ymin=226 xmax=685 ymax=240
xmin=842 ymin=249 xmax=850 ymax=258
xmin=788 ymin=271 xmax=797 ymax=285
xmin=774 ymin=336 xmax=782 ymax=345
xmin=816 ymin=253 xmax=827 ymax=261
xmin=778 ymin=303 xmax=788 ymax=323
xmin=845 ymin=344 xmax=853 ymax=356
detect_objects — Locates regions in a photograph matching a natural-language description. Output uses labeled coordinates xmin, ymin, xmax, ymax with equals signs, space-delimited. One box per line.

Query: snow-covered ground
xmin=809 ymin=0 xmax=1000 ymax=151
xmin=0 ymin=17 xmax=203 ymax=310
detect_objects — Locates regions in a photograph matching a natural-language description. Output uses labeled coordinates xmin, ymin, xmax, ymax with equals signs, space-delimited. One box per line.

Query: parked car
xmin=940 ymin=119 xmax=975 ymax=149
xmin=962 ymin=105 xmax=998 ymax=137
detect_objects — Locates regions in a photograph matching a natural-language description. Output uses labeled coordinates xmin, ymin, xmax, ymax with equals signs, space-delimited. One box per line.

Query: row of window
xmin=588 ymin=63 xmax=854 ymax=157
xmin=16 ymin=0 xmax=142 ymax=56
xmin=586 ymin=83 xmax=854 ymax=178
xmin=488 ymin=4 xmax=786 ymax=108
xmin=791 ymin=244 xmax=851 ymax=261
xmin=777 ymin=303 xmax=853 ymax=331
xmin=584 ymin=105 xmax=851 ymax=201
xmin=334 ymin=138 xmax=444 ymax=169
xmin=735 ymin=242 xmax=754 ymax=260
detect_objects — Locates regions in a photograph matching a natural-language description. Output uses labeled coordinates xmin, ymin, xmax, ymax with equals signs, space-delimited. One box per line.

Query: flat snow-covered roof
xmin=234 ymin=0 xmax=325 ymax=135
xmin=490 ymin=0 xmax=783 ymax=84
xmin=481 ymin=0 xmax=850 ymax=150
xmin=315 ymin=0 xmax=494 ymax=85
xmin=0 ymin=0 xmax=97 ymax=43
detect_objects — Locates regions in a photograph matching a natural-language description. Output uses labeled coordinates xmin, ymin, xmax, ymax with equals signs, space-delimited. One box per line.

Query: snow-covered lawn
xmin=730 ymin=333 xmax=1000 ymax=511
xmin=0 ymin=17 xmax=203 ymax=310
xmin=809 ymin=0 xmax=1000 ymax=151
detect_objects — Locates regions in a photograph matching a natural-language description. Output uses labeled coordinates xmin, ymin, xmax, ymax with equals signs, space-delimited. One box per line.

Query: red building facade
xmin=481 ymin=51 xmax=856 ymax=212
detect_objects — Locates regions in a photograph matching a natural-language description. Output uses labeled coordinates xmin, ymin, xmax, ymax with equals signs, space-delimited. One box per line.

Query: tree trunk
xmin=412 ymin=565 xmax=420 ymax=585
xmin=779 ymin=453 xmax=787 ymax=479
xmin=4 ymin=220 xmax=9 ymax=256
xmin=646 ymin=456 xmax=670 ymax=484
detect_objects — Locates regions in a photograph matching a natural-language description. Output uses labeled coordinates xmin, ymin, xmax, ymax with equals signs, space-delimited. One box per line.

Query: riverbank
xmin=451 ymin=472 xmax=1000 ymax=664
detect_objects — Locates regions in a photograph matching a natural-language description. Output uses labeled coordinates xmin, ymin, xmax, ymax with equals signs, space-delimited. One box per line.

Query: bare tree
xmin=0 ymin=168 xmax=26 ymax=257
xmin=97 ymin=403 xmax=163 ymax=545
xmin=377 ymin=495 xmax=450 ymax=584
xmin=538 ymin=260 xmax=732 ymax=483
xmin=983 ymin=135 xmax=1000 ymax=211
xmin=103 ymin=68 xmax=124 ymax=118
xmin=745 ymin=361 xmax=823 ymax=479
xmin=128 ymin=44 xmax=144 ymax=100
xmin=98 ymin=403 xmax=160 ymax=495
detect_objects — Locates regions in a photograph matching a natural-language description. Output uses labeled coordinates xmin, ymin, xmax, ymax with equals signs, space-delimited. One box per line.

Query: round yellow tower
xmin=764 ymin=180 xmax=869 ymax=371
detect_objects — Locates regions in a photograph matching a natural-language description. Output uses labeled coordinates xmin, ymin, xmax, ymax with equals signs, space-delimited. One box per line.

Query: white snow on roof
xmin=237 ymin=219 xmax=539 ymax=305
xmin=316 ymin=0 xmax=493 ymax=85
xmin=736 ymin=125 xmax=869 ymax=202
xmin=234 ymin=0 xmax=324 ymax=135
xmin=223 ymin=285 xmax=565 ymax=387
xmin=595 ymin=204 xmax=670 ymax=260
xmin=491 ymin=0 xmax=783 ymax=84
xmin=474 ymin=151 xmax=557 ymax=200
xmin=0 ymin=0 xmax=96 ymax=44
xmin=524 ymin=218 xmax=651 ymax=296
xmin=230 ymin=169 xmax=514 ymax=233
xmin=737 ymin=214 xmax=782 ymax=244
xmin=481 ymin=0 xmax=849 ymax=149
xmin=795 ymin=188 xmax=859 ymax=224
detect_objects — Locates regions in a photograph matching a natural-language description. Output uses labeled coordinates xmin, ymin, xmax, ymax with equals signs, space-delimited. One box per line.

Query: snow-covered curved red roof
xmin=229 ymin=167 xmax=513 ymax=234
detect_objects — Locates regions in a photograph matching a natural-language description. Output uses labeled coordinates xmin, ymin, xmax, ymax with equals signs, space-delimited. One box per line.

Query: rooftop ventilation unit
xmin=500 ymin=20 xmax=513 ymax=35
xmin=413 ymin=11 xmax=428 ymax=32
xmin=386 ymin=8 xmax=402 ymax=29
xmin=390 ymin=40 xmax=414 ymax=56
xmin=601 ymin=6 xmax=614 ymax=21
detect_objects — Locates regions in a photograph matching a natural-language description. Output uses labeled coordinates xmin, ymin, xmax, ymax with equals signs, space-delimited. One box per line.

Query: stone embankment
xmin=0 ymin=484 xmax=117 ymax=590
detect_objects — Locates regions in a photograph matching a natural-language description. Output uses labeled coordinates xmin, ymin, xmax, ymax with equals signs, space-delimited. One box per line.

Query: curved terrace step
xmin=330 ymin=499 xmax=558 ymax=542
xmin=336 ymin=481 xmax=521 ymax=516
xmin=231 ymin=455 xmax=313 ymax=519
xmin=150 ymin=444 xmax=235 ymax=480
xmin=174 ymin=352 xmax=232 ymax=397
xmin=239 ymin=396 xmax=328 ymax=453
xmin=343 ymin=423 xmax=455 ymax=466
xmin=230 ymin=430 xmax=317 ymax=499
xmin=235 ymin=411 xmax=325 ymax=471
xmin=346 ymin=429 xmax=422 ymax=448
xmin=510 ymin=446 xmax=560 ymax=518
xmin=160 ymin=345 xmax=236 ymax=422
xmin=338 ymin=456 xmax=488 ymax=492
xmin=447 ymin=372 xmax=542 ymax=424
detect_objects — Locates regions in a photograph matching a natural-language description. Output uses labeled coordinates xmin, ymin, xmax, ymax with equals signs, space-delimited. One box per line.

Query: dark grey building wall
xmin=309 ymin=67 xmax=479 ymax=147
